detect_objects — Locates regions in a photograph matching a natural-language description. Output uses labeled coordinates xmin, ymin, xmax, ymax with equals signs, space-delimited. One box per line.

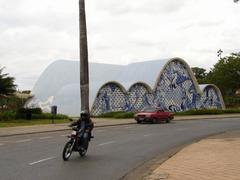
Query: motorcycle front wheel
xmin=62 ymin=141 xmax=74 ymax=161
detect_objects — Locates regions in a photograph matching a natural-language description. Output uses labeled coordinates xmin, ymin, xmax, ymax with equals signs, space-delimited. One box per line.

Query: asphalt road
xmin=0 ymin=118 xmax=240 ymax=180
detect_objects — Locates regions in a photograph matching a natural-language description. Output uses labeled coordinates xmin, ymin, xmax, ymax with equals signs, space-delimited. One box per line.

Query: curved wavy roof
xmin=199 ymin=84 xmax=226 ymax=109
xmin=30 ymin=58 xmax=222 ymax=115
xmin=32 ymin=58 xmax=173 ymax=107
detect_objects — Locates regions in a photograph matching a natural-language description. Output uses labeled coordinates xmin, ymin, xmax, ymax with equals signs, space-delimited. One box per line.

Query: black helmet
xmin=80 ymin=110 xmax=89 ymax=118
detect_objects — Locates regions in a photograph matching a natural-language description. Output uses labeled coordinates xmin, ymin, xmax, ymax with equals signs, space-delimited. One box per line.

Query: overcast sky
xmin=0 ymin=0 xmax=239 ymax=90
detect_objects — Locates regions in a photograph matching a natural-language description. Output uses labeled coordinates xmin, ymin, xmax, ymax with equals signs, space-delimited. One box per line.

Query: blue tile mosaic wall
xmin=91 ymin=60 xmax=224 ymax=115
xmin=200 ymin=86 xmax=222 ymax=109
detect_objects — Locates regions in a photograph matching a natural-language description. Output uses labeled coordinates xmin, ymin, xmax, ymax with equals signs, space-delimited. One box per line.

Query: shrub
xmin=0 ymin=109 xmax=68 ymax=121
xmin=224 ymin=96 xmax=240 ymax=108
xmin=16 ymin=108 xmax=42 ymax=120
xmin=31 ymin=113 xmax=68 ymax=119
xmin=17 ymin=108 xmax=42 ymax=114
xmin=0 ymin=111 xmax=16 ymax=121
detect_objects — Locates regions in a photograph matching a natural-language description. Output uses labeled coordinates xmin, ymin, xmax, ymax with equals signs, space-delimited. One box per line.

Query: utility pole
xmin=79 ymin=0 xmax=89 ymax=113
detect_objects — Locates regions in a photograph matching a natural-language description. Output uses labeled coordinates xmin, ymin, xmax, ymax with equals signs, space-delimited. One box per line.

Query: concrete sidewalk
xmin=146 ymin=130 xmax=240 ymax=180
xmin=0 ymin=114 xmax=240 ymax=137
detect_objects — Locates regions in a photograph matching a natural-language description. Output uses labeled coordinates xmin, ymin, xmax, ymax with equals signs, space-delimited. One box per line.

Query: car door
xmin=157 ymin=109 xmax=165 ymax=121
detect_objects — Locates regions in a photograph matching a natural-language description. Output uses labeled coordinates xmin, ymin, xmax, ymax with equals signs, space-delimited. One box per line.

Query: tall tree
xmin=0 ymin=67 xmax=16 ymax=96
xmin=206 ymin=53 xmax=240 ymax=96
xmin=79 ymin=0 xmax=89 ymax=113
xmin=191 ymin=67 xmax=207 ymax=83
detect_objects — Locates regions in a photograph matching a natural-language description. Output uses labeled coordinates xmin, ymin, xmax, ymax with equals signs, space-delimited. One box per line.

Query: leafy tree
xmin=191 ymin=67 xmax=207 ymax=83
xmin=206 ymin=53 xmax=240 ymax=96
xmin=0 ymin=67 xmax=16 ymax=96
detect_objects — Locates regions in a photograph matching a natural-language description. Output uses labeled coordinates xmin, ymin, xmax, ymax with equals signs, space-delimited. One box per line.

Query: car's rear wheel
xmin=166 ymin=118 xmax=171 ymax=123
xmin=137 ymin=120 xmax=141 ymax=124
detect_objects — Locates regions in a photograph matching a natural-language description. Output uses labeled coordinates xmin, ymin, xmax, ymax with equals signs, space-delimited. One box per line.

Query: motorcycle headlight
xmin=71 ymin=131 xmax=77 ymax=135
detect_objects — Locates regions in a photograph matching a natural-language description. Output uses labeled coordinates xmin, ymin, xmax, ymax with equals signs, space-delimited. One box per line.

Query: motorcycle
xmin=62 ymin=121 xmax=90 ymax=161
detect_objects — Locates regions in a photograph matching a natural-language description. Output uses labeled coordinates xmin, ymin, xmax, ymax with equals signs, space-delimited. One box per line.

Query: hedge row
xmin=224 ymin=96 xmax=240 ymax=108
xmin=174 ymin=109 xmax=240 ymax=115
xmin=0 ymin=108 xmax=68 ymax=121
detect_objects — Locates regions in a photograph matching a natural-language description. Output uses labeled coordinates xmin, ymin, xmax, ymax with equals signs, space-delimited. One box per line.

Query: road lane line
xmin=60 ymin=134 xmax=68 ymax=137
xmin=95 ymin=130 xmax=106 ymax=133
xmin=98 ymin=141 xmax=115 ymax=146
xmin=143 ymin=134 xmax=152 ymax=137
xmin=0 ymin=143 xmax=4 ymax=146
xmin=39 ymin=136 xmax=52 ymax=140
xmin=125 ymin=126 xmax=133 ymax=129
xmin=16 ymin=139 xmax=31 ymax=143
xmin=29 ymin=156 xmax=56 ymax=165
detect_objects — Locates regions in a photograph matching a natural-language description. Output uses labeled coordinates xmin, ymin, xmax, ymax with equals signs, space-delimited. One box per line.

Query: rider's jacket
xmin=71 ymin=117 xmax=94 ymax=131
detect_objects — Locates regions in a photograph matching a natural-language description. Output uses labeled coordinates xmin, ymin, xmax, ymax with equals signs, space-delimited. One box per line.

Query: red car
xmin=134 ymin=107 xmax=174 ymax=124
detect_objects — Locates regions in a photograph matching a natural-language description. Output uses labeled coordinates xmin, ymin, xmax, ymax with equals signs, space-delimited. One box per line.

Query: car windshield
xmin=141 ymin=107 xmax=157 ymax=112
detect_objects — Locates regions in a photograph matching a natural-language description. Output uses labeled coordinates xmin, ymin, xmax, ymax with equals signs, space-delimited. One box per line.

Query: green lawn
xmin=0 ymin=119 xmax=70 ymax=128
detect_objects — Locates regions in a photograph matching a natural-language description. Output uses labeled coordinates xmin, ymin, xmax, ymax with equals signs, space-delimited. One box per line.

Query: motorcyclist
xmin=70 ymin=111 xmax=94 ymax=141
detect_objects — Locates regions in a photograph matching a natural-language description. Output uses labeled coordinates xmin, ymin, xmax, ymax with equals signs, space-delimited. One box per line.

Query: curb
xmin=120 ymin=130 xmax=227 ymax=180
xmin=0 ymin=122 xmax=136 ymax=137
xmin=174 ymin=115 xmax=240 ymax=121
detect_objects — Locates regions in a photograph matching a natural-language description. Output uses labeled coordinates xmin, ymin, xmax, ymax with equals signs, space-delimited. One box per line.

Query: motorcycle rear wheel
xmin=62 ymin=141 xmax=73 ymax=161
xmin=79 ymin=140 xmax=89 ymax=157
xmin=79 ymin=148 xmax=87 ymax=156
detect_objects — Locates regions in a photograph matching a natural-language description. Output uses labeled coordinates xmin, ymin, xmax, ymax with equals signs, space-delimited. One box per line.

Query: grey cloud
xmin=95 ymin=0 xmax=188 ymax=15
xmin=197 ymin=20 xmax=224 ymax=27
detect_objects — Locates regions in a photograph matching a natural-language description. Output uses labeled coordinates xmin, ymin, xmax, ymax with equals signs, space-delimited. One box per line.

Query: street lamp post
xmin=79 ymin=0 xmax=89 ymax=113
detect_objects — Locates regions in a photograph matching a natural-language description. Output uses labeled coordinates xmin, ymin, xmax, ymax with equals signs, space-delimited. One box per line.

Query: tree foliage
xmin=191 ymin=67 xmax=207 ymax=83
xmin=0 ymin=67 xmax=16 ymax=96
xmin=206 ymin=53 xmax=240 ymax=96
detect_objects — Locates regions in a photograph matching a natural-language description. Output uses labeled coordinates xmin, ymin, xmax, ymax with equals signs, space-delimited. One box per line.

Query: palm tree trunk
xmin=79 ymin=0 xmax=89 ymax=113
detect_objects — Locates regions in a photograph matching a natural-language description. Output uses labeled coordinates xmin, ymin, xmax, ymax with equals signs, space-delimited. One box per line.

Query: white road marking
xmin=98 ymin=141 xmax=115 ymax=146
xmin=39 ymin=136 xmax=52 ymax=140
xmin=29 ymin=156 xmax=56 ymax=166
xmin=16 ymin=139 xmax=31 ymax=143
xmin=143 ymin=134 xmax=152 ymax=137
xmin=60 ymin=134 xmax=68 ymax=137
xmin=0 ymin=143 xmax=4 ymax=146
xmin=95 ymin=130 xmax=106 ymax=133
xmin=125 ymin=126 xmax=132 ymax=129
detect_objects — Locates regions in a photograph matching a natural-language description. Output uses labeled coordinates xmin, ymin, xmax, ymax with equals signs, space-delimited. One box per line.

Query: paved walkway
xmin=147 ymin=130 xmax=240 ymax=180
xmin=0 ymin=114 xmax=240 ymax=137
